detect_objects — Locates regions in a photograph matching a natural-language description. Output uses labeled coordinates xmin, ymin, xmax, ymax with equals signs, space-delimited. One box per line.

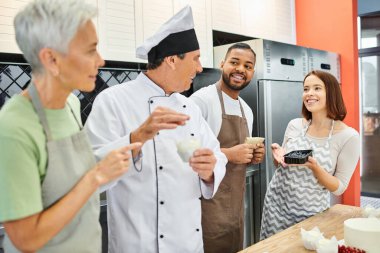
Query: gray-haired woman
xmin=0 ymin=0 xmax=141 ymax=252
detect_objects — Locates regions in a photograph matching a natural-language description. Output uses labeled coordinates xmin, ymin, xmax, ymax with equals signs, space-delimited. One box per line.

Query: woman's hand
xmin=303 ymin=156 xmax=319 ymax=171
xmin=302 ymin=156 xmax=340 ymax=192
xmin=92 ymin=142 xmax=142 ymax=186
xmin=271 ymin=143 xmax=286 ymax=168
xmin=288 ymin=157 xmax=319 ymax=173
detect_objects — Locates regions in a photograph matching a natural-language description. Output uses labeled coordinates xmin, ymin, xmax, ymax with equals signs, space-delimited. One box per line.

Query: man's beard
xmin=222 ymin=71 xmax=250 ymax=91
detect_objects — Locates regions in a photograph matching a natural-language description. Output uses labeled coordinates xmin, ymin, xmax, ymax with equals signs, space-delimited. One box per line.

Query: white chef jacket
xmin=190 ymin=84 xmax=254 ymax=136
xmin=85 ymin=73 xmax=227 ymax=253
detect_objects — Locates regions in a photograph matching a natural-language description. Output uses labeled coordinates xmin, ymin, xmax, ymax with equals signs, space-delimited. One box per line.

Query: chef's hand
xmin=90 ymin=142 xmax=142 ymax=186
xmin=132 ymin=106 xmax=189 ymax=143
xmin=271 ymin=143 xmax=286 ymax=168
xmin=130 ymin=106 xmax=189 ymax=157
xmin=251 ymin=143 xmax=265 ymax=164
xmin=222 ymin=144 xmax=254 ymax=164
xmin=189 ymin=148 xmax=216 ymax=184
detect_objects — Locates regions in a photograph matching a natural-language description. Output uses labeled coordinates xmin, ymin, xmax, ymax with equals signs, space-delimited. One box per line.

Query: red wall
xmin=295 ymin=0 xmax=360 ymax=206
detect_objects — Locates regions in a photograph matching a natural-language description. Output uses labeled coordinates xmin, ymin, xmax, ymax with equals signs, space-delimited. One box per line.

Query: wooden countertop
xmin=239 ymin=204 xmax=362 ymax=253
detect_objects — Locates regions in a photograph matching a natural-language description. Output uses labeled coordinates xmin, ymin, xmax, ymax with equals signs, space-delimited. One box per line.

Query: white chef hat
xmin=136 ymin=5 xmax=199 ymax=62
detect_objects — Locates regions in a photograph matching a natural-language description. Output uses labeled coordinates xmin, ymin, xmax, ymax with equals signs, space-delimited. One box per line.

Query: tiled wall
xmin=0 ymin=63 xmax=141 ymax=122
xmin=0 ymin=64 xmax=30 ymax=107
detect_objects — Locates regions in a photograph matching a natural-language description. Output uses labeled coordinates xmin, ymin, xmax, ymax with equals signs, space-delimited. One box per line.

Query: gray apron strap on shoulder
xmin=28 ymin=82 xmax=53 ymax=141
xmin=67 ymin=103 xmax=83 ymax=129
xmin=29 ymin=82 xmax=82 ymax=134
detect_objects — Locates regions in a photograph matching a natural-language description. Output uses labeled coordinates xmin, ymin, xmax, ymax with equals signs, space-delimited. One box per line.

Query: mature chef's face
xmin=172 ymin=50 xmax=203 ymax=93
xmin=55 ymin=20 xmax=105 ymax=92
xmin=221 ymin=48 xmax=255 ymax=91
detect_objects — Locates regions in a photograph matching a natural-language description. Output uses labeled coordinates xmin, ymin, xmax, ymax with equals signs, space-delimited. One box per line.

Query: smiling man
xmin=191 ymin=42 xmax=265 ymax=253
xmin=84 ymin=5 xmax=227 ymax=253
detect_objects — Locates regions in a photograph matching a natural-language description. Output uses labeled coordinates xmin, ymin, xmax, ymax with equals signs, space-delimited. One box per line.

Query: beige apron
xmin=4 ymin=83 xmax=101 ymax=253
xmin=201 ymin=83 xmax=250 ymax=253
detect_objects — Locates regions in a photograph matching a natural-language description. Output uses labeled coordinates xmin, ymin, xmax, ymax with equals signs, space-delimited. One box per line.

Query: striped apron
xmin=260 ymin=120 xmax=334 ymax=239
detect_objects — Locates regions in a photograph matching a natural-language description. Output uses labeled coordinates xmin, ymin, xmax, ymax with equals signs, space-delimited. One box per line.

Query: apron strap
xmin=327 ymin=120 xmax=335 ymax=140
xmin=302 ymin=119 xmax=312 ymax=137
xmin=28 ymin=82 xmax=83 ymax=141
xmin=216 ymin=82 xmax=246 ymax=119
xmin=67 ymin=103 xmax=83 ymax=130
xmin=216 ymin=83 xmax=226 ymax=115
xmin=238 ymin=99 xmax=246 ymax=119
xmin=28 ymin=82 xmax=53 ymax=141
xmin=303 ymin=119 xmax=335 ymax=140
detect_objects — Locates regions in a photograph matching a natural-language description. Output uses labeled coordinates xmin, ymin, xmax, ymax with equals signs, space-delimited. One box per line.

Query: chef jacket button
xmin=160 ymin=235 xmax=164 ymax=239
xmin=183 ymin=105 xmax=186 ymax=108
xmin=157 ymin=132 xmax=160 ymax=135
xmin=159 ymin=166 xmax=163 ymax=170
xmin=198 ymin=197 xmax=202 ymax=200
xmin=196 ymin=228 xmax=200 ymax=232
xmin=191 ymin=133 xmax=194 ymax=136
xmin=149 ymin=100 xmax=153 ymax=104
xmin=160 ymin=201 xmax=164 ymax=205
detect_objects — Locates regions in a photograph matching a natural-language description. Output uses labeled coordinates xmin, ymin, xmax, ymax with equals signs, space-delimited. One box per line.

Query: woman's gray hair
xmin=14 ymin=0 xmax=97 ymax=74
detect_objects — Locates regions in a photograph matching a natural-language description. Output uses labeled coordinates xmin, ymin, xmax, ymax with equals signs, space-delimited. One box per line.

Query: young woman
xmin=0 ymin=0 xmax=140 ymax=252
xmin=260 ymin=70 xmax=360 ymax=239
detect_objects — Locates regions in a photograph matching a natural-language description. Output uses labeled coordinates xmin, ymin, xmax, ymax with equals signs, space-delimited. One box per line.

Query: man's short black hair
xmin=225 ymin=42 xmax=256 ymax=59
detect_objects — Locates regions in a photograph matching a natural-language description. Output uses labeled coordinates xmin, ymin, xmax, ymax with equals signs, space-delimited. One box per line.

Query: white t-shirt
xmin=190 ymin=83 xmax=254 ymax=136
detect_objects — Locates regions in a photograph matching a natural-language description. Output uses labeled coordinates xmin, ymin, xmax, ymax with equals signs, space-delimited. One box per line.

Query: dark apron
xmin=201 ymin=83 xmax=250 ymax=253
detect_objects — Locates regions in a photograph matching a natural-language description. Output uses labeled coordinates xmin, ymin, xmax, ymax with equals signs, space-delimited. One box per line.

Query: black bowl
xmin=284 ymin=149 xmax=313 ymax=164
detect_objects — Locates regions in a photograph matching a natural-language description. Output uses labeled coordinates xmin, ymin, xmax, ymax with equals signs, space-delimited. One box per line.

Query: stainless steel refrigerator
xmin=211 ymin=39 xmax=340 ymax=244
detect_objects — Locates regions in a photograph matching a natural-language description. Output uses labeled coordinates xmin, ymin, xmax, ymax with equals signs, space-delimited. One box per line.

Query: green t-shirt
xmin=0 ymin=93 xmax=82 ymax=222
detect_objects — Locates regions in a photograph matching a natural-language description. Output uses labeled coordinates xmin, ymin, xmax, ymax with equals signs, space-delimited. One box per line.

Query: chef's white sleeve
xmin=84 ymin=92 xmax=142 ymax=191
xmin=196 ymin=108 xmax=227 ymax=199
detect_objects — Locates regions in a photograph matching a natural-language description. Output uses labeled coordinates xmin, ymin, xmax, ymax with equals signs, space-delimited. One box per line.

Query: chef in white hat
xmin=85 ymin=5 xmax=227 ymax=253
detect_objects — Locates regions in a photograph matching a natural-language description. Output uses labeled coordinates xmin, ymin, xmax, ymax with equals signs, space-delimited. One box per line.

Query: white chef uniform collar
xmin=136 ymin=5 xmax=199 ymax=62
